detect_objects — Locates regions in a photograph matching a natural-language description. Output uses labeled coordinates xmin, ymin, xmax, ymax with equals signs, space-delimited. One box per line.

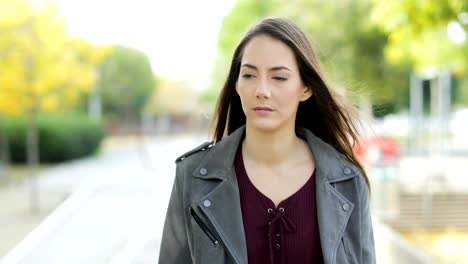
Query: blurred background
xmin=0 ymin=0 xmax=467 ymax=263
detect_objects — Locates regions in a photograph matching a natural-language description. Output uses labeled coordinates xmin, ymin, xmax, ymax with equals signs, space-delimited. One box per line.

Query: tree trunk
xmin=22 ymin=19 xmax=41 ymax=213
xmin=88 ymin=67 xmax=102 ymax=120
xmin=26 ymin=111 xmax=40 ymax=214
xmin=0 ymin=114 xmax=11 ymax=183
xmin=137 ymin=112 xmax=153 ymax=171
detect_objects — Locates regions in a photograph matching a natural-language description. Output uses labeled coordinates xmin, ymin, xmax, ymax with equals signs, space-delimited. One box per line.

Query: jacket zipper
xmin=190 ymin=206 xmax=220 ymax=246
xmin=341 ymin=237 xmax=349 ymax=264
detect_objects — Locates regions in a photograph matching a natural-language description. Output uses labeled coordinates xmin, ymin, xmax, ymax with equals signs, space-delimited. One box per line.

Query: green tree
xmin=97 ymin=45 xmax=156 ymax=123
xmin=204 ymin=0 xmax=412 ymax=115
xmin=0 ymin=0 xmax=106 ymax=212
xmin=372 ymin=0 xmax=468 ymax=106
xmin=200 ymin=0 xmax=279 ymax=110
xmin=371 ymin=0 xmax=467 ymax=73
xmin=287 ymin=0 xmax=411 ymax=112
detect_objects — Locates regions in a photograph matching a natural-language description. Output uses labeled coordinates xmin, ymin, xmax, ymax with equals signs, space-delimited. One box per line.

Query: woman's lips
xmin=253 ymin=107 xmax=273 ymax=114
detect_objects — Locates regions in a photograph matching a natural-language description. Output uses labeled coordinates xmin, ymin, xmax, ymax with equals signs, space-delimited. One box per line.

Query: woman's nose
xmin=255 ymin=80 xmax=271 ymax=98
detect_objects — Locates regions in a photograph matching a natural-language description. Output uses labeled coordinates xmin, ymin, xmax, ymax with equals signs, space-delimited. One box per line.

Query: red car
xmin=354 ymin=137 xmax=399 ymax=167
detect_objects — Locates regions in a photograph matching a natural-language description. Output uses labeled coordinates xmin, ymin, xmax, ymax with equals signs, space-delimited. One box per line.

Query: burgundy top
xmin=235 ymin=143 xmax=324 ymax=264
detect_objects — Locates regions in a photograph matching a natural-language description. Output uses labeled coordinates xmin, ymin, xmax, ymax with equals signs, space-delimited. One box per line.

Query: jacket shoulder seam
xmin=175 ymin=141 xmax=214 ymax=164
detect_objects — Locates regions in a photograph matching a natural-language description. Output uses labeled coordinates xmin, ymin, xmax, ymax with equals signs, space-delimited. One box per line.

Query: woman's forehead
xmin=241 ymin=35 xmax=298 ymax=71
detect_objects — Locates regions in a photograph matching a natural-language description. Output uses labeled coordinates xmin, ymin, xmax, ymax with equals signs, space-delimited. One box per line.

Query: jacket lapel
xmin=191 ymin=127 xmax=248 ymax=264
xmin=315 ymin=170 xmax=355 ymax=264
xmin=299 ymin=128 xmax=356 ymax=264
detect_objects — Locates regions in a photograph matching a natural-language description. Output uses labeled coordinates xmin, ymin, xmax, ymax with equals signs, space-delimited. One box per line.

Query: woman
xmin=159 ymin=17 xmax=375 ymax=264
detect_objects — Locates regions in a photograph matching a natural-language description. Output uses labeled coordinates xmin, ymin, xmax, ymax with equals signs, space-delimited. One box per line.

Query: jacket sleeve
xmin=158 ymin=164 xmax=192 ymax=263
xmin=360 ymin=177 xmax=376 ymax=263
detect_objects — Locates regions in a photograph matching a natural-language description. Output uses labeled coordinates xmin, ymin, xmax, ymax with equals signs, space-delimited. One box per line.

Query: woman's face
xmin=236 ymin=34 xmax=312 ymax=133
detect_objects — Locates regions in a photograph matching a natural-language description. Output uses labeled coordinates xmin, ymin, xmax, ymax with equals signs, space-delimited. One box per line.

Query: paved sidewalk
xmin=0 ymin=134 xmax=206 ymax=260
xmin=0 ymin=184 xmax=65 ymax=258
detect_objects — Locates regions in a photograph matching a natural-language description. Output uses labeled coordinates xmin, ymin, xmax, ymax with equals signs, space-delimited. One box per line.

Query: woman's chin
xmin=247 ymin=119 xmax=283 ymax=132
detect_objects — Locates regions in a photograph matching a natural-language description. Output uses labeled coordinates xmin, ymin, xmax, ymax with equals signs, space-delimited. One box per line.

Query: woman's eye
xmin=242 ymin=73 xmax=255 ymax=79
xmin=273 ymin=76 xmax=288 ymax=81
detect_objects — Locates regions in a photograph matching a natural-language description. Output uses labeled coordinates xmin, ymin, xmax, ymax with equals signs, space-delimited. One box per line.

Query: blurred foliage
xmin=200 ymin=0 xmax=279 ymax=110
xmin=454 ymin=75 xmax=468 ymax=106
xmin=287 ymin=0 xmax=411 ymax=110
xmin=205 ymin=0 xmax=412 ymax=114
xmin=205 ymin=0 xmax=468 ymax=114
xmin=145 ymin=78 xmax=197 ymax=116
xmin=372 ymin=0 xmax=468 ymax=75
xmin=0 ymin=0 xmax=109 ymax=116
xmin=5 ymin=112 xmax=104 ymax=163
xmin=96 ymin=45 xmax=156 ymax=120
xmin=0 ymin=0 xmax=109 ymax=169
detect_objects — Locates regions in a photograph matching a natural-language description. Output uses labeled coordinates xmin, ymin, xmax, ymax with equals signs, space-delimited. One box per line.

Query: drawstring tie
xmin=267 ymin=207 xmax=296 ymax=264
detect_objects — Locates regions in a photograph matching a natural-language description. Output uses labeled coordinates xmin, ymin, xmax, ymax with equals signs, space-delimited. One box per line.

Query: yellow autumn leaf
xmin=0 ymin=0 xmax=108 ymax=115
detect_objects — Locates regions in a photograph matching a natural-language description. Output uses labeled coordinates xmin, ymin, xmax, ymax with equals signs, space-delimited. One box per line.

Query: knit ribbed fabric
xmin=235 ymin=143 xmax=324 ymax=264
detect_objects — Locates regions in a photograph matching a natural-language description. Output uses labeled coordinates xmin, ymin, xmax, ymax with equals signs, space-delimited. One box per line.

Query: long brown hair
xmin=211 ymin=17 xmax=370 ymax=190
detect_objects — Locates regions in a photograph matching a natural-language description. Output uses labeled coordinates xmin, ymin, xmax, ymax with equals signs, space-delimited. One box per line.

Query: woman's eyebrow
xmin=241 ymin=63 xmax=292 ymax=72
xmin=269 ymin=66 xmax=291 ymax=72
xmin=241 ymin=63 xmax=258 ymax=70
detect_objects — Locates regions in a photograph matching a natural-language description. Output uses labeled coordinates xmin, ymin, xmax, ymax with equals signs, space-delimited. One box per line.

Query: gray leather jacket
xmin=158 ymin=125 xmax=375 ymax=264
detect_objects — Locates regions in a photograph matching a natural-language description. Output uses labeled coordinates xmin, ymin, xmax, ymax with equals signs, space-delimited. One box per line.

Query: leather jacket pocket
xmin=190 ymin=206 xmax=219 ymax=246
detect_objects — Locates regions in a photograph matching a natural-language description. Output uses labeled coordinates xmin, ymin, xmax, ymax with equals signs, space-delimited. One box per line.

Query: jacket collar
xmin=192 ymin=125 xmax=244 ymax=180
xmin=192 ymin=125 xmax=358 ymax=183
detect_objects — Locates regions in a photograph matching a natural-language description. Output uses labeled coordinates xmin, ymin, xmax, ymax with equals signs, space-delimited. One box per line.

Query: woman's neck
xmin=242 ymin=124 xmax=302 ymax=166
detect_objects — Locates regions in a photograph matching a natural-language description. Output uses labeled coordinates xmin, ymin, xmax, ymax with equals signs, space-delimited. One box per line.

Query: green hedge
xmin=5 ymin=112 xmax=105 ymax=164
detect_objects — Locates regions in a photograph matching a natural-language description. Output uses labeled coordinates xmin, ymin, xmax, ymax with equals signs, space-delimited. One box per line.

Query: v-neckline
xmin=237 ymin=144 xmax=315 ymax=209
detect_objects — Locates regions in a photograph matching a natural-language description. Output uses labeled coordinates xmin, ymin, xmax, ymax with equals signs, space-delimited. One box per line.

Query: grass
xmin=401 ymin=228 xmax=468 ymax=264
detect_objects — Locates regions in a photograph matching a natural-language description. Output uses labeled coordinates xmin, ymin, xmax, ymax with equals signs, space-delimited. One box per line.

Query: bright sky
xmin=54 ymin=0 xmax=237 ymax=90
